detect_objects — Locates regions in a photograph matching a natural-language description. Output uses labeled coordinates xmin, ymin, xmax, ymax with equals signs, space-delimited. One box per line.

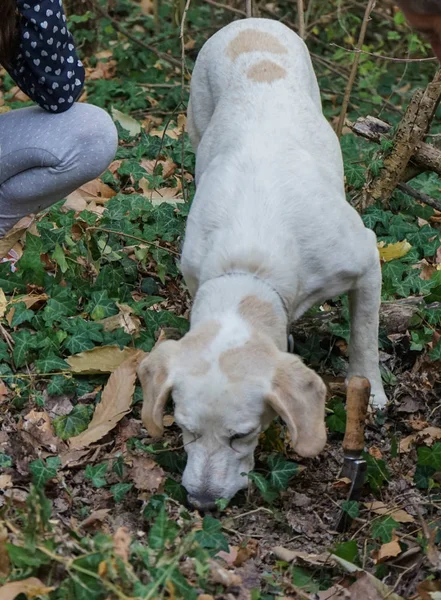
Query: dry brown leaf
xmin=67 ymin=345 xmax=145 ymax=374
xmin=0 ymin=475 xmax=12 ymax=490
xmin=373 ymin=538 xmax=402 ymax=563
xmin=209 ymin=560 xmax=241 ymax=588
xmin=417 ymin=579 xmax=441 ymax=600
xmin=0 ymin=216 xmax=34 ymax=260
xmin=59 ymin=448 xmax=91 ymax=468
xmin=20 ymin=410 xmax=63 ymax=453
xmin=0 ymin=577 xmax=55 ymax=599
xmin=0 ymin=290 xmax=6 ymax=319
xmin=113 ymin=527 xmax=131 ymax=562
xmin=66 ymin=179 xmax=116 ymax=207
xmin=62 ymin=192 xmax=88 ymax=214
xmin=86 ymin=60 xmax=117 ymax=81
xmin=234 ymin=539 xmax=259 ymax=566
xmin=272 ymin=546 xmax=335 ymax=567
xmin=79 ymin=508 xmax=110 ymax=529
xmin=0 ymin=381 xmax=8 ymax=403
xmin=130 ymin=456 xmax=165 ymax=492
xmin=399 ymin=426 xmax=441 ymax=452
xmin=140 ymin=158 xmax=176 ymax=179
xmin=98 ymin=304 xmax=140 ymax=336
xmin=0 ymin=524 xmax=9 ymax=578
xmin=346 ymin=572 xmax=404 ymax=600
xmin=363 ymin=501 xmax=414 ymax=523
xmin=216 ymin=546 xmax=238 ymax=566
xmin=69 ymin=353 xmax=142 ymax=449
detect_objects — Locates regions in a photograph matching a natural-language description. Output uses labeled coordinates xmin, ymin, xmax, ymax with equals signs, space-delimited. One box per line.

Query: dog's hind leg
xmin=347 ymin=260 xmax=388 ymax=408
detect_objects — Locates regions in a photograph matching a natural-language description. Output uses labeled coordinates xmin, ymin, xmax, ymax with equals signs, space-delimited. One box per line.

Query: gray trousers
xmin=0 ymin=103 xmax=118 ymax=237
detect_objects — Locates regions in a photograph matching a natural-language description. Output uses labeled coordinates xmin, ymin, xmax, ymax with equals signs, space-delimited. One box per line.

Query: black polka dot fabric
xmin=5 ymin=0 xmax=85 ymax=113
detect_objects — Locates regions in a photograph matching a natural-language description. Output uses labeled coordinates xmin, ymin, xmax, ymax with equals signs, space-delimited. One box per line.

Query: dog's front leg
xmin=347 ymin=261 xmax=388 ymax=408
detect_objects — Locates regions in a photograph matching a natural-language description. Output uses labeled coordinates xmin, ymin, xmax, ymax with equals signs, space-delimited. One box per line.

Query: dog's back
xmin=183 ymin=18 xmax=378 ymax=313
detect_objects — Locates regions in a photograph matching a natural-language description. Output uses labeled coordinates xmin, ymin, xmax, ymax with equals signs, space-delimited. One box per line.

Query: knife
xmin=335 ymin=376 xmax=371 ymax=533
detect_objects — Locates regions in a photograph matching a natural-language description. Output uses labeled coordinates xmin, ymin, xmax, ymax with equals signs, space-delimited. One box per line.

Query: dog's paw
xmin=369 ymin=387 xmax=388 ymax=409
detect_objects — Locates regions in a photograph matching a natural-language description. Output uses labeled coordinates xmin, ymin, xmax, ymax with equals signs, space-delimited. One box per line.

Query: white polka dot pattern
xmin=5 ymin=0 xmax=85 ymax=113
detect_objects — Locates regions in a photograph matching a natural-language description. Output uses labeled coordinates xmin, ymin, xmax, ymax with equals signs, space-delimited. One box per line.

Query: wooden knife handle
xmin=343 ymin=376 xmax=371 ymax=453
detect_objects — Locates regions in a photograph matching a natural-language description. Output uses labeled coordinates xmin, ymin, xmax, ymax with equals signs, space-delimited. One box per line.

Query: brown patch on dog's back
xmin=180 ymin=321 xmax=220 ymax=351
xmin=154 ymin=365 xmax=168 ymax=387
xmin=190 ymin=359 xmax=211 ymax=377
xmin=227 ymin=29 xmax=288 ymax=61
xmin=247 ymin=60 xmax=287 ymax=83
xmin=239 ymin=295 xmax=282 ymax=332
xmin=219 ymin=335 xmax=275 ymax=382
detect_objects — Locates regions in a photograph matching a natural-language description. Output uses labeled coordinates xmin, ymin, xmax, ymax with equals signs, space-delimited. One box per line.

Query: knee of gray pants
xmin=61 ymin=103 xmax=119 ymax=181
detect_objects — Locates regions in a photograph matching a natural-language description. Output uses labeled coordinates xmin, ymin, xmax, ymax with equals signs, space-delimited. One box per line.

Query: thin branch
xmin=297 ymin=0 xmax=305 ymax=39
xmin=397 ymin=182 xmax=441 ymax=212
xmin=93 ymin=4 xmax=182 ymax=69
xmin=201 ymin=0 xmax=247 ymax=17
xmin=330 ymin=43 xmax=438 ymax=63
xmin=180 ymin=0 xmax=192 ymax=203
xmin=246 ymin=0 xmax=252 ymax=18
xmin=336 ymin=0 xmax=376 ymax=137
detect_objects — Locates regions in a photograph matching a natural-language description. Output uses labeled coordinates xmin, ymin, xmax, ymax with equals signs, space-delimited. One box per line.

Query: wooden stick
xmin=246 ymin=0 xmax=252 ymax=18
xmin=343 ymin=377 xmax=370 ymax=453
xmin=336 ymin=0 xmax=376 ymax=137
xmin=297 ymin=0 xmax=305 ymax=39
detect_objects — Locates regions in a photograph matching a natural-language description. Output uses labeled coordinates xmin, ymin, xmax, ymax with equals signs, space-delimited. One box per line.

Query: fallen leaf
xmin=418 ymin=579 xmax=441 ymax=600
xmin=400 ymin=427 xmax=441 ymax=452
xmin=111 ymin=107 xmax=142 ymax=136
xmin=347 ymin=572 xmax=404 ymax=599
xmin=364 ymin=501 xmax=415 ymax=523
xmin=130 ymin=456 xmax=165 ymax=492
xmin=79 ymin=508 xmax=111 ymax=529
xmin=209 ymin=560 xmax=241 ymax=588
xmin=368 ymin=446 xmax=383 ymax=459
xmin=69 ymin=353 xmax=142 ymax=449
xmin=62 ymin=192 xmax=87 ymax=214
xmin=373 ymin=538 xmax=402 ymax=563
xmin=0 ymin=524 xmax=9 ymax=578
xmin=0 ymin=381 xmax=8 ymax=402
xmin=234 ymin=539 xmax=259 ymax=566
xmin=139 ymin=178 xmax=184 ymax=206
xmin=67 ymin=346 xmax=145 ymax=374
xmin=0 ymin=216 xmax=34 ymax=260
xmin=98 ymin=304 xmax=141 ymax=336
xmin=378 ymin=240 xmax=412 ymax=262
xmin=216 ymin=546 xmax=238 ymax=566
xmin=273 ymin=546 xmax=336 ymax=567
xmin=86 ymin=60 xmax=117 ymax=80
xmin=20 ymin=409 xmax=63 ymax=453
xmin=0 ymin=289 xmax=7 ymax=319
xmin=0 ymin=578 xmax=55 ymax=599
xmin=113 ymin=527 xmax=131 ymax=562
xmin=140 ymin=158 xmax=176 ymax=179
xmin=0 ymin=475 xmax=12 ymax=490
xmin=64 ymin=179 xmax=116 ymax=211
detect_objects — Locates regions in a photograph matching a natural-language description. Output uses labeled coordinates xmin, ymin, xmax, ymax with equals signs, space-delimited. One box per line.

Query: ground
xmin=0 ymin=1 xmax=441 ymax=599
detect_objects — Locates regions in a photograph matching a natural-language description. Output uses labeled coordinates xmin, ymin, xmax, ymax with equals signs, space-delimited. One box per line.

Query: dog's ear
xmin=137 ymin=340 xmax=178 ymax=438
xmin=266 ymin=354 xmax=327 ymax=457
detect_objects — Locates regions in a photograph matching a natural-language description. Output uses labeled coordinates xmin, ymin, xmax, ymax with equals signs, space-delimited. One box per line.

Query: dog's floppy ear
xmin=266 ymin=354 xmax=327 ymax=457
xmin=137 ymin=340 xmax=178 ymax=438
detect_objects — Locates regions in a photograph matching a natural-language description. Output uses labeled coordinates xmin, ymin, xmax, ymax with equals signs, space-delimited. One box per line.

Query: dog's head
xmin=137 ymin=320 xmax=327 ymax=510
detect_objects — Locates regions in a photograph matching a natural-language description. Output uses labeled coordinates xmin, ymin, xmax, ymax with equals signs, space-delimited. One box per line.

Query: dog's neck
xmin=190 ymin=272 xmax=288 ymax=351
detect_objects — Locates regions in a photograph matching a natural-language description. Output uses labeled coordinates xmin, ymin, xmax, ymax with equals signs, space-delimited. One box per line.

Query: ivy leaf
xmin=7 ymin=544 xmax=51 ymax=568
xmin=414 ymin=464 xmax=436 ymax=489
xmin=0 ymin=453 xmax=13 ymax=469
xmin=47 ymin=375 xmax=76 ymax=396
xmin=35 ymin=353 xmax=69 ymax=373
xmin=43 ymin=288 xmax=77 ymax=325
xmin=29 ymin=457 xmax=61 ymax=488
xmin=326 ymin=398 xmax=347 ymax=434
xmin=371 ymin=516 xmax=399 ymax=543
xmin=247 ymin=471 xmax=278 ymax=504
xmin=10 ymin=302 xmax=34 ymax=327
xmin=164 ymin=478 xmax=187 ymax=505
xmin=332 ymin=540 xmax=359 ymax=564
xmin=267 ymin=455 xmax=299 ymax=491
xmin=342 ymin=500 xmax=359 ymax=519
xmin=148 ymin=507 xmax=179 ymax=550
xmin=86 ymin=290 xmax=118 ymax=321
xmin=13 ymin=330 xmax=35 ymax=368
xmin=85 ymin=463 xmax=108 ymax=488
xmin=111 ymin=482 xmax=133 ymax=503
xmin=52 ymin=244 xmax=68 ymax=273
xmin=0 ymin=340 xmax=9 ymax=362
xmin=53 ymin=405 xmax=92 ymax=440
xmin=194 ymin=516 xmax=229 ymax=553
xmin=363 ymin=452 xmax=390 ymax=492
xmin=429 ymin=341 xmax=441 ymax=361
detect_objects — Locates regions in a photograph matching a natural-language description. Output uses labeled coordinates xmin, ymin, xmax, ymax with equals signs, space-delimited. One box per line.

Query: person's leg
xmin=0 ymin=103 xmax=118 ymax=237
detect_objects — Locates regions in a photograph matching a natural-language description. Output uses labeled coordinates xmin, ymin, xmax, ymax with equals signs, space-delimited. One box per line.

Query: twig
xmin=86 ymin=227 xmax=180 ymax=256
xmin=330 ymin=43 xmax=438 ymax=63
xmin=0 ymin=323 xmax=14 ymax=351
xmin=336 ymin=0 xmax=376 ymax=137
xmin=297 ymin=0 xmax=305 ymax=39
xmin=93 ymin=4 xmax=182 ymax=69
xmin=231 ymin=506 xmax=273 ymax=520
xmin=245 ymin=0 xmax=252 ymax=17
xmin=201 ymin=0 xmax=247 ymax=17
xmin=397 ymin=182 xmax=441 ymax=212
xmin=180 ymin=0 xmax=192 ymax=203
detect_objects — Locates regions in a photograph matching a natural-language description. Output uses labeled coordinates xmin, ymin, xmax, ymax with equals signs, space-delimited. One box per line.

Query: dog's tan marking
xmin=190 ymin=359 xmax=211 ymax=377
xmin=219 ymin=335 xmax=274 ymax=382
xmin=227 ymin=29 xmax=288 ymax=61
xmin=180 ymin=321 xmax=220 ymax=351
xmin=154 ymin=365 xmax=168 ymax=387
xmin=239 ymin=295 xmax=281 ymax=332
xmin=247 ymin=60 xmax=287 ymax=83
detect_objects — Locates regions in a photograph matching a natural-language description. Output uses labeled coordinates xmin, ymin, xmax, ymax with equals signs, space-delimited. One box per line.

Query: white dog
xmin=138 ymin=18 xmax=387 ymax=510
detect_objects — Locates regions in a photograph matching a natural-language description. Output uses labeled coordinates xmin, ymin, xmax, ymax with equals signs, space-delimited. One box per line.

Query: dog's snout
xmin=187 ymin=493 xmax=218 ymax=513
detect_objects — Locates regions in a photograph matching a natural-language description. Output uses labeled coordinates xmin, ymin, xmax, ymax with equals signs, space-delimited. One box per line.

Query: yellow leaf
xmin=0 ymin=577 xmax=55 ymax=600
xmin=374 ymin=539 xmax=402 ymax=563
xmin=67 ymin=346 xmax=145 ymax=374
xmin=111 ymin=107 xmax=142 ymax=137
xmin=0 ymin=216 xmax=33 ymax=260
xmin=378 ymin=240 xmax=411 ymax=262
xmin=68 ymin=353 xmax=143 ymax=449
xmin=364 ymin=501 xmax=415 ymax=523
xmin=0 ymin=290 xmax=7 ymax=319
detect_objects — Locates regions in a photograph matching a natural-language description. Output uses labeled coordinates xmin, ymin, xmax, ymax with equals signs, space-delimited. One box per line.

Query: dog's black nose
xmin=187 ymin=493 xmax=218 ymax=513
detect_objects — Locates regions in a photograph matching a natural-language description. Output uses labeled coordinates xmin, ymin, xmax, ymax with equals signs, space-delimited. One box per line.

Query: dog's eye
xmin=230 ymin=430 xmax=255 ymax=442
